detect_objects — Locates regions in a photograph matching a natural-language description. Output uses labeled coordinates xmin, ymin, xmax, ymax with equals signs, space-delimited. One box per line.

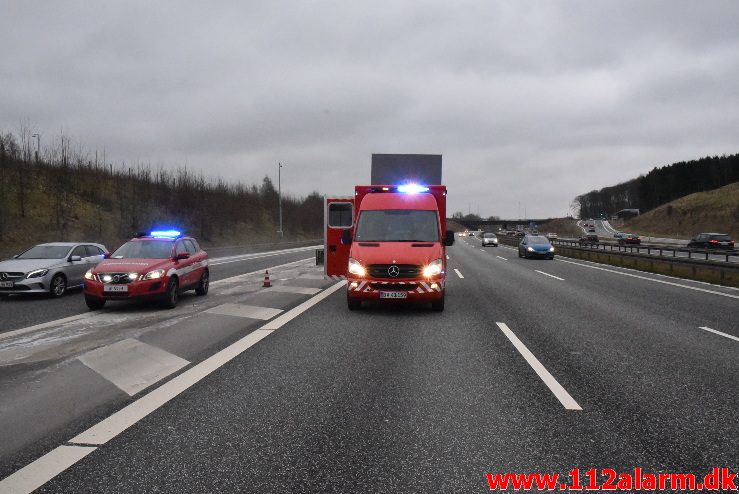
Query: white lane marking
xmin=0 ymin=445 xmax=97 ymax=494
xmin=205 ymin=304 xmax=283 ymax=320
xmin=446 ymin=255 xmax=449 ymax=260
xmin=69 ymin=280 xmax=345 ymax=445
xmin=496 ymin=322 xmax=582 ymax=411
xmin=209 ymin=246 xmax=318 ymax=266
xmin=480 ymin=248 xmax=486 ymax=251
xmin=0 ymin=313 xmax=96 ymax=342
xmin=261 ymin=281 xmax=346 ymax=330
xmin=78 ymin=339 xmax=189 ymax=397
xmin=496 ymin=256 xmax=508 ymax=261
xmin=264 ymin=285 xmax=322 ymax=295
xmin=210 ymin=257 xmax=312 ymax=286
xmin=699 ymin=326 xmax=739 ymax=342
xmin=535 ymin=270 xmax=565 ymax=281
xmin=454 ymin=268 xmax=464 ymax=279
xmin=556 ymin=258 xmax=739 ymax=300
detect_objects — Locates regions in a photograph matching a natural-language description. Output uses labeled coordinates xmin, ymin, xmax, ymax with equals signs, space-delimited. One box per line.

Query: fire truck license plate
xmin=380 ymin=291 xmax=407 ymax=299
xmin=0 ymin=281 xmax=13 ymax=288
xmin=104 ymin=285 xmax=128 ymax=292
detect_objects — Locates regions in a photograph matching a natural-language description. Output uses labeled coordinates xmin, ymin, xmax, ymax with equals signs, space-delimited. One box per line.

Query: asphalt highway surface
xmin=0 ymin=237 xmax=737 ymax=493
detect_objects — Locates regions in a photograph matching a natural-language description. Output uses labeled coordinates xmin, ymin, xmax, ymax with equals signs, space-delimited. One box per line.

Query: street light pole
xmin=31 ymin=133 xmax=40 ymax=162
xmin=278 ymin=162 xmax=283 ymax=239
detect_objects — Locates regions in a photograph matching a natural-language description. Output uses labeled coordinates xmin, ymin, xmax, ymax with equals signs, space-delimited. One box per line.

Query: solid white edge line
xmin=0 ymin=445 xmax=97 ymax=494
xmin=556 ymin=258 xmax=739 ymax=300
xmin=699 ymin=326 xmax=739 ymax=342
xmin=496 ymin=322 xmax=582 ymax=411
xmin=261 ymin=280 xmax=346 ymax=330
xmin=535 ymin=270 xmax=565 ymax=281
xmin=454 ymin=268 xmax=464 ymax=279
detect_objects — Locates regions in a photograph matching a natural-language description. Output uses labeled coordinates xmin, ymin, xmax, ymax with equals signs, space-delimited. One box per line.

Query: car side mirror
xmin=175 ymin=252 xmax=190 ymax=260
xmin=103 ymin=252 xmax=111 ymax=259
xmin=70 ymin=256 xmax=82 ymax=262
xmin=444 ymin=230 xmax=455 ymax=246
xmin=340 ymin=229 xmax=352 ymax=245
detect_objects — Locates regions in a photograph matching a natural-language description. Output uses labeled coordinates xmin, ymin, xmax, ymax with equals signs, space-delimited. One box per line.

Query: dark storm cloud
xmin=2 ymin=0 xmax=738 ymax=218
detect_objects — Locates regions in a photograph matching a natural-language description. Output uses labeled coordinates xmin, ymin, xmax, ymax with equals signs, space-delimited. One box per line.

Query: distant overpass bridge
xmin=451 ymin=219 xmax=551 ymax=231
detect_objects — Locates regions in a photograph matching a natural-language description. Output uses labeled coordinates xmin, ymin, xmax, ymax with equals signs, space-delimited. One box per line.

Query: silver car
xmin=481 ymin=232 xmax=499 ymax=247
xmin=0 ymin=242 xmax=108 ymax=297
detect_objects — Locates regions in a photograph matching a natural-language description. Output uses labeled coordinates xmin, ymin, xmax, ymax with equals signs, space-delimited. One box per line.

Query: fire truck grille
xmin=367 ymin=264 xmax=421 ymax=279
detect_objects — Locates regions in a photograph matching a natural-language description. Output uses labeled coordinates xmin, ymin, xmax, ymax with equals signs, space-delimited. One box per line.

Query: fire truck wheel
xmin=347 ymin=296 xmax=361 ymax=310
xmin=431 ymin=294 xmax=445 ymax=312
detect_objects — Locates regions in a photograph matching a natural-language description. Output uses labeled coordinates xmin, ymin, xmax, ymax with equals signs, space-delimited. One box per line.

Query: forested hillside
xmin=0 ymin=131 xmax=322 ymax=257
xmin=573 ymin=154 xmax=739 ymax=219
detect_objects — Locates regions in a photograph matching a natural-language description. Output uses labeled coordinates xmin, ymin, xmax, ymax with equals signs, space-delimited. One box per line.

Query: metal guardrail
xmin=202 ymin=239 xmax=322 ymax=257
xmin=552 ymin=239 xmax=739 ymax=264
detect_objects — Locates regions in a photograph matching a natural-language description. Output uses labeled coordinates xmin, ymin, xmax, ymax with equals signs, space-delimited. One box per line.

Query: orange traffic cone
xmin=263 ymin=270 xmax=272 ymax=288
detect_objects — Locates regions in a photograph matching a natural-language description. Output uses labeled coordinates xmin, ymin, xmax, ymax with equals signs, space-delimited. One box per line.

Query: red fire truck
xmin=324 ymin=155 xmax=454 ymax=311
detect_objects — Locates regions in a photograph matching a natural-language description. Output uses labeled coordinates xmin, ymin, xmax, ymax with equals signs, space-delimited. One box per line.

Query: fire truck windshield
xmin=354 ymin=210 xmax=439 ymax=242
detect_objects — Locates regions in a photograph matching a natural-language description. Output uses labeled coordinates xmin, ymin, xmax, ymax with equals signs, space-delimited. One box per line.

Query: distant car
xmin=613 ymin=232 xmax=624 ymax=239
xmin=579 ymin=234 xmax=599 ymax=244
xmin=0 ymin=242 xmax=108 ymax=297
xmin=588 ymin=226 xmax=596 ymax=232
xmin=514 ymin=231 xmax=525 ymax=238
xmin=518 ymin=235 xmax=555 ymax=259
xmin=546 ymin=232 xmax=558 ymax=240
xmin=687 ymin=233 xmax=735 ymax=250
xmin=618 ymin=233 xmax=641 ymax=245
xmin=83 ymin=230 xmax=209 ymax=310
xmin=481 ymin=232 xmax=498 ymax=247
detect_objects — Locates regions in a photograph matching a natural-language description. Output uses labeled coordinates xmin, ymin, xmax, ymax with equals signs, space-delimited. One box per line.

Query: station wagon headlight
xmin=143 ymin=269 xmax=165 ymax=280
xmin=26 ymin=269 xmax=48 ymax=279
xmin=423 ymin=258 xmax=443 ymax=277
xmin=128 ymin=272 xmax=138 ymax=281
xmin=84 ymin=270 xmax=95 ymax=281
xmin=347 ymin=258 xmax=366 ymax=277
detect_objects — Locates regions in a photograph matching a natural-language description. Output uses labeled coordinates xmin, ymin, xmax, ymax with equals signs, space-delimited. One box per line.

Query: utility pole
xmin=278 ymin=162 xmax=283 ymax=239
xmin=31 ymin=133 xmax=40 ymax=162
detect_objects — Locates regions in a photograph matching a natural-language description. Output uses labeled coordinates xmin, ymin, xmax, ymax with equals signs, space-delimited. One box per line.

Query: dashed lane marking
xmin=78 ymin=338 xmax=190 ymax=397
xmin=205 ymin=304 xmax=283 ymax=320
xmin=454 ymin=268 xmax=465 ymax=279
xmin=496 ymin=322 xmax=582 ymax=411
xmin=535 ymin=270 xmax=565 ymax=281
xmin=699 ymin=326 xmax=739 ymax=342
xmin=496 ymin=256 xmax=508 ymax=261
xmin=265 ymin=285 xmax=322 ymax=295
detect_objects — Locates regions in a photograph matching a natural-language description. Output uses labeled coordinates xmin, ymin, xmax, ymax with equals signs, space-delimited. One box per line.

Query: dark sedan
xmin=687 ymin=233 xmax=735 ymax=250
xmin=618 ymin=233 xmax=641 ymax=245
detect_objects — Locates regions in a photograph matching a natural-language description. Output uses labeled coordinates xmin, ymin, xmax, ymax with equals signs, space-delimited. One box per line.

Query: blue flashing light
xmin=149 ymin=229 xmax=182 ymax=238
xmin=396 ymin=184 xmax=429 ymax=194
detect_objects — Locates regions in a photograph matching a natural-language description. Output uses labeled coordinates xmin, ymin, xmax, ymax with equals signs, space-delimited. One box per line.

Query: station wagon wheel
xmin=163 ymin=277 xmax=179 ymax=309
xmin=195 ymin=269 xmax=209 ymax=296
xmin=50 ymin=274 xmax=66 ymax=297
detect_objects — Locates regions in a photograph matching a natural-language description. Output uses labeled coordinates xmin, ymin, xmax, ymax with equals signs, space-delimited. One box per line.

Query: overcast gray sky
xmin=2 ymin=1 xmax=738 ymax=218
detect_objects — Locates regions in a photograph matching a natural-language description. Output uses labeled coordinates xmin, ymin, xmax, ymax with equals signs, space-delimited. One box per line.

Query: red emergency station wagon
xmin=325 ymin=184 xmax=454 ymax=311
xmin=83 ymin=230 xmax=209 ymax=310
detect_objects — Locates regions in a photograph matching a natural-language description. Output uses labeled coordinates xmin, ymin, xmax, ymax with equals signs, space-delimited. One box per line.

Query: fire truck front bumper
xmin=346 ymin=278 xmax=444 ymax=301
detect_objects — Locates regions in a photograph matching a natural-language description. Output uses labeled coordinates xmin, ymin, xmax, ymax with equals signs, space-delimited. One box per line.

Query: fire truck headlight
xmin=143 ymin=269 xmax=165 ymax=280
xmin=347 ymin=258 xmax=366 ymax=277
xmin=423 ymin=258 xmax=443 ymax=277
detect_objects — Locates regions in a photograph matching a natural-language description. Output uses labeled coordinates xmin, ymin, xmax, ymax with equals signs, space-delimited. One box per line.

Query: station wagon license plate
xmin=380 ymin=291 xmax=407 ymax=299
xmin=0 ymin=281 xmax=13 ymax=288
xmin=104 ymin=285 xmax=128 ymax=292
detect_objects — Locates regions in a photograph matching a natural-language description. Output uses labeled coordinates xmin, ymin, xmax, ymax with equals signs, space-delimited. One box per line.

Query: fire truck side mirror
xmin=340 ymin=229 xmax=352 ymax=245
xmin=444 ymin=230 xmax=455 ymax=246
